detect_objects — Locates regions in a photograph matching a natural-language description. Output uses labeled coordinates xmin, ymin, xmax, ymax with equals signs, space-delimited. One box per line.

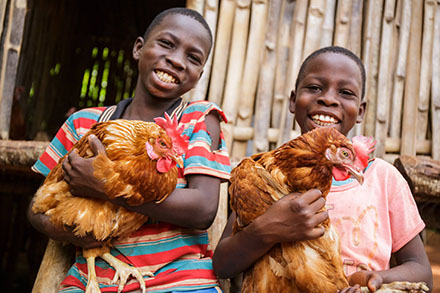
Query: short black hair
xmin=143 ymin=7 xmax=213 ymax=52
xmin=295 ymin=46 xmax=366 ymax=100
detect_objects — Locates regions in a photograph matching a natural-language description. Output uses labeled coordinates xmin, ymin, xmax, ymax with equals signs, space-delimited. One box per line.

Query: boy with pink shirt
xmin=213 ymin=46 xmax=432 ymax=292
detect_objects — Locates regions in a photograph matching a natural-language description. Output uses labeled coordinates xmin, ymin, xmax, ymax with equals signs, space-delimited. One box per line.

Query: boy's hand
xmin=62 ymin=134 xmax=107 ymax=200
xmin=253 ymin=189 xmax=329 ymax=245
xmin=338 ymin=271 xmax=383 ymax=292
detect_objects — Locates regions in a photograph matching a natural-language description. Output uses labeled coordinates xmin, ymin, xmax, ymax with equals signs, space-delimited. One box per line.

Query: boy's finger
xmin=88 ymin=134 xmax=106 ymax=155
xmin=301 ymin=189 xmax=323 ymax=204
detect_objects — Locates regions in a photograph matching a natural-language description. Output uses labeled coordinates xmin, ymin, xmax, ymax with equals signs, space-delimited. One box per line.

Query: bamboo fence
xmin=188 ymin=0 xmax=440 ymax=163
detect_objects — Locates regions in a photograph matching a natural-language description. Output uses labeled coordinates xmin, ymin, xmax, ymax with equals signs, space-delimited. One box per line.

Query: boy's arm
xmin=346 ymin=235 xmax=433 ymax=292
xmin=63 ymin=112 xmax=224 ymax=230
xmin=213 ymin=189 xmax=329 ymax=279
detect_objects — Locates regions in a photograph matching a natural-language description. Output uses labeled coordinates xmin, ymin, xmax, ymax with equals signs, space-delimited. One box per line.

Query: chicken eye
xmin=340 ymin=149 xmax=349 ymax=158
xmin=159 ymin=140 xmax=167 ymax=148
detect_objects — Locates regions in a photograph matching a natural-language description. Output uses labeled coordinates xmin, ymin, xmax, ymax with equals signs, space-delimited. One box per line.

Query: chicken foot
xmin=101 ymin=252 xmax=153 ymax=293
xmin=360 ymin=281 xmax=429 ymax=293
xmin=85 ymin=256 xmax=102 ymax=293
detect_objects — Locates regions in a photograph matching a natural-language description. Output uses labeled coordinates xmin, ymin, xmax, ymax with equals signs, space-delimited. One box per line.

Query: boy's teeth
xmin=311 ymin=114 xmax=338 ymax=126
xmin=155 ymin=70 xmax=178 ymax=84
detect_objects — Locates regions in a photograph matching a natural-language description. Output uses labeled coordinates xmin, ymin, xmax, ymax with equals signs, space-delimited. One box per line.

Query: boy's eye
xmin=341 ymin=89 xmax=354 ymax=96
xmin=188 ymin=54 xmax=202 ymax=64
xmin=159 ymin=39 xmax=173 ymax=48
xmin=306 ymin=85 xmax=321 ymax=92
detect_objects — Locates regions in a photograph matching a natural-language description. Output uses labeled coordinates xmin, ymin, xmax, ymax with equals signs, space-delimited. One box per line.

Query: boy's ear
xmin=356 ymin=101 xmax=367 ymax=123
xmin=289 ymin=90 xmax=296 ymax=114
xmin=133 ymin=37 xmax=145 ymax=61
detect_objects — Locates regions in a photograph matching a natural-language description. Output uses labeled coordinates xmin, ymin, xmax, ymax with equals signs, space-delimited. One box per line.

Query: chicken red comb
xmin=154 ymin=113 xmax=189 ymax=155
xmin=352 ymin=135 xmax=376 ymax=169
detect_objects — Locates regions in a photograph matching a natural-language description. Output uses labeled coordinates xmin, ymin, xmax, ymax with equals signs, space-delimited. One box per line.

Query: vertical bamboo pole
xmin=0 ymin=0 xmax=7 ymax=36
xmin=0 ymin=0 xmax=27 ymax=139
xmin=348 ymin=0 xmax=364 ymax=57
xmin=320 ymin=0 xmax=336 ymax=48
xmin=431 ymin=1 xmax=440 ymax=160
xmin=272 ymin=0 xmax=295 ymax=128
xmin=390 ymin=0 xmax=412 ymax=139
xmin=374 ymin=0 xmax=396 ymax=157
xmin=254 ymin=0 xmax=283 ymax=153
xmin=333 ymin=0 xmax=352 ymax=48
xmin=232 ymin=0 xmax=268 ymax=158
xmin=401 ymin=0 xmax=423 ymax=156
xmin=362 ymin=0 xmax=384 ymax=137
xmin=302 ymin=0 xmax=325 ymax=58
xmin=191 ymin=0 xmax=219 ymax=102
xmin=186 ymin=0 xmax=205 ymax=13
xmin=417 ymin=0 xmax=436 ymax=140
xmin=277 ymin=0 xmax=308 ymax=146
xmin=221 ymin=0 xmax=251 ymax=151
xmin=208 ymin=0 xmax=236 ymax=106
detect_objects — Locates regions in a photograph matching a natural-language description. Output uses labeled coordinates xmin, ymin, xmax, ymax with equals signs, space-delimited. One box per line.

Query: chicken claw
xmin=361 ymin=281 xmax=429 ymax=292
xmin=101 ymin=253 xmax=153 ymax=293
xmin=85 ymin=257 xmax=102 ymax=293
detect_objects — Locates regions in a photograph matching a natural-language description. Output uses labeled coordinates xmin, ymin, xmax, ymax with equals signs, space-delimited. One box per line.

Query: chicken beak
xmin=171 ymin=154 xmax=184 ymax=168
xmin=344 ymin=164 xmax=364 ymax=185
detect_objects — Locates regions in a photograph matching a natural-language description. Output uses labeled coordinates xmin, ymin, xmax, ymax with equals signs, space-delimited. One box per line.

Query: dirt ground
xmin=425 ymin=229 xmax=440 ymax=292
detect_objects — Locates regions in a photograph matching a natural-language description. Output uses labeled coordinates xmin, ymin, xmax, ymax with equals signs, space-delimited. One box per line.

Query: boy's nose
xmin=166 ymin=51 xmax=186 ymax=70
xmin=317 ymin=90 xmax=340 ymax=106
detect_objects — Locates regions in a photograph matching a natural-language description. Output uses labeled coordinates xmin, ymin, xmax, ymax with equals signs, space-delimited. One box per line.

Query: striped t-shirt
xmin=32 ymin=100 xmax=231 ymax=292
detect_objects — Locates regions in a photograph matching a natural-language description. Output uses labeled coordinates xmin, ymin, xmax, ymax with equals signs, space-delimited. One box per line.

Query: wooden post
xmin=191 ymin=0 xmax=219 ymax=102
xmin=254 ymin=0 xmax=282 ymax=153
xmin=302 ymin=0 xmax=325 ymax=58
xmin=333 ymin=0 xmax=352 ymax=48
xmin=432 ymin=1 xmax=440 ymax=161
xmin=390 ymin=0 xmax=412 ymax=139
xmin=401 ymin=0 xmax=423 ymax=156
xmin=272 ymin=0 xmax=295 ymax=129
xmin=221 ymin=0 xmax=251 ymax=151
xmin=374 ymin=0 xmax=396 ymax=157
xmin=277 ymin=0 xmax=308 ymax=146
xmin=0 ymin=0 xmax=27 ymax=139
xmin=362 ymin=0 xmax=383 ymax=137
xmin=348 ymin=0 xmax=364 ymax=57
xmin=208 ymin=0 xmax=235 ymax=106
xmin=417 ymin=0 xmax=436 ymax=141
xmin=232 ymin=0 xmax=268 ymax=158
xmin=320 ymin=0 xmax=336 ymax=48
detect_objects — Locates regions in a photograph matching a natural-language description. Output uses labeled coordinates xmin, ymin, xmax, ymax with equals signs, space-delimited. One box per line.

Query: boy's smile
xmin=133 ymin=13 xmax=211 ymax=100
xmin=290 ymin=52 xmax=366 ymax=136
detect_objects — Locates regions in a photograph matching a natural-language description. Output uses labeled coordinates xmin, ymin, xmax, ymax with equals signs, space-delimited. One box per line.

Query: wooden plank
xmin=0 ymin=139 xmax=48 ymax=167
xmin=401 ymin=0 xmax=423 ymax=155
xmin=253 ymin=0 xmax=282 ymax=153
xmin=417 ymin=0 xmax=436 ymax=141
xmin=0 ymin=0 xmax=26 ymax=139
xmin=207 ymin=0 xmax=235 ymax=106
xmin=272 ymin=0 xmax=295 ymax=129
xmin=432 ymin=1 xmax=440 ymax=160
xmin=302 ymin=0 xmax=325 ymax=58
xmin=348 ymin=0 xmax=364 ymax=57
xmin=374 ymin=0 xmax=396 ymax=157
xmin=389 ymin=0 xmax=412 ymax=139
xmin=191 ymin=0 xmax=219 ymax=102
xmin=277 ymin=0 xmax=308 ymax=146
xmin=333 ymin=0 xmax=352 ymax=48
xmin=232 ymin=0 xmax=268 ymax=158
xmin=320 ymin=0 xmax=336 ymax=47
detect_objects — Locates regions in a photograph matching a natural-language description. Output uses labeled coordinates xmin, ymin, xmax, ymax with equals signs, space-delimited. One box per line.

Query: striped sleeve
xmin=31 ymin=107 xmax=105 ymax=177
xmin=179 ymin=101 xmax=231 ymax=181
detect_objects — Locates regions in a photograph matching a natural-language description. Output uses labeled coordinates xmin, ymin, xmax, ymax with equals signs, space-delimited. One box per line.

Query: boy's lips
xmin=310 ymin=114 xmax=340 ymax=127
xmin=154 ymin=69 xmax=180 ymax=84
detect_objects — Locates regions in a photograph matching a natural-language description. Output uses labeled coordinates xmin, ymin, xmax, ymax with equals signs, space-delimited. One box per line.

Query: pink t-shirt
xmin=327 ymin=158 xmax=425 ymax=276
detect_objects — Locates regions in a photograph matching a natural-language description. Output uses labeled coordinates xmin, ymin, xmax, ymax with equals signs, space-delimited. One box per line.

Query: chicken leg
xmin=83 ymin=246 xmax=154 ymax=293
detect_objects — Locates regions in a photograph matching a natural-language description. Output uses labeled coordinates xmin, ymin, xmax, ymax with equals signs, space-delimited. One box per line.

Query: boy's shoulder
xmin=183 ymin=100 xmax=227 ymax=123
xmin=68 ymin=106 xmax=107 ymax=122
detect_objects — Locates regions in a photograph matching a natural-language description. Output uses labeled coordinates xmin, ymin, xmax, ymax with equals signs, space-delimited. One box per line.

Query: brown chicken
xmin=230 ymin=127 xmax=366 ymax=292
xmin=32 ymin=113 xmax=188 ymax=293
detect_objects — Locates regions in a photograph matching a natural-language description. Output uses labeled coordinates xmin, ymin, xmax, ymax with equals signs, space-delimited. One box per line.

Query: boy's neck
xmin=122 ymin=95 xmax=182 ymax=122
